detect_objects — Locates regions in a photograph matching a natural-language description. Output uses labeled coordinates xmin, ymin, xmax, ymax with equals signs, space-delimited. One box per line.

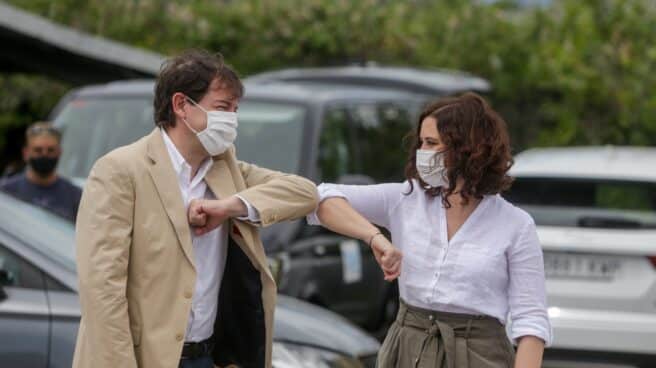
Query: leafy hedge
xmin=2 ymin=0 xmax=655 ymax=170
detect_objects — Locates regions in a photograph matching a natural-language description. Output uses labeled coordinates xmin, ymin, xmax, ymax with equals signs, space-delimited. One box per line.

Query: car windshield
xmin=505 ymin=177 xmax=656 ymax=229
xmin=0 ymin=192 xmax=76 ymax=271
xmin=54 ymin=96 xmax=307 ymax=180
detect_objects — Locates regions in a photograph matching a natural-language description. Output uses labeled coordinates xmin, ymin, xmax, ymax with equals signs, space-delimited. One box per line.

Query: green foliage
xmin=2 ymin=0 xmax=655 ymax=164
xmin=0 ymin=74 xmax=69 ymax=169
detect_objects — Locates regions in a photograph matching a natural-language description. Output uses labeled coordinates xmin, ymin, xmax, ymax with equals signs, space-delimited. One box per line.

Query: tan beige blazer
xmin=73 ymin=129 xmax=318 ymax=368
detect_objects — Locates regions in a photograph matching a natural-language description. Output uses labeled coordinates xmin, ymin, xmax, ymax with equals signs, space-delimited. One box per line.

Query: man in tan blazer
xmin=73 ymin=50 xmax=318 ymax=368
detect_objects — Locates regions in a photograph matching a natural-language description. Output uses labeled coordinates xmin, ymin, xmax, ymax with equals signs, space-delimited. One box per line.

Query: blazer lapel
xmin=145 ymin=129 xmax=196 ymax=270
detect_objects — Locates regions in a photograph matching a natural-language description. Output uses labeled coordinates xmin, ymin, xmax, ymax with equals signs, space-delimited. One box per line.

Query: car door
xmin=285 ymin=100 xmax=414 ymax=331
xmin=0 ymin=240 xmax=50 ymax=367
xmin=45 ymin=282 xmax=80 ymax=368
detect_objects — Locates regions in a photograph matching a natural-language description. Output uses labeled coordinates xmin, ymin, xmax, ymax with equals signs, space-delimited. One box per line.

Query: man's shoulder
xmin=56 ymin=176 xmax=83 ymax=194
xmin=0 ymin=172 xmax=26 ymax=192
xmin=93 ymin=132 xmax=153 ymax=172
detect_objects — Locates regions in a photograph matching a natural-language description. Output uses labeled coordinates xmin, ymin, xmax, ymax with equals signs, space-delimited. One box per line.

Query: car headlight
xmin=272 ymin=342 xmax=364 ymax=368
xmin=267 ymin=256 xmax=283 ymax=284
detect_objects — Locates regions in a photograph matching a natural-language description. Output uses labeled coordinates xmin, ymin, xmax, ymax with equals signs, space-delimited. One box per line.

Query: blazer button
xmin=176 ymin=333 xmax=183 ymax=341
xmin=184 ymin=290 xmax=192 ymax=299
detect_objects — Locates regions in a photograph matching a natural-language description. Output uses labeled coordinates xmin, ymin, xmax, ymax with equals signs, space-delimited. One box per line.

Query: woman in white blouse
xmin=307 ymin=93 xmax=551 ymax=368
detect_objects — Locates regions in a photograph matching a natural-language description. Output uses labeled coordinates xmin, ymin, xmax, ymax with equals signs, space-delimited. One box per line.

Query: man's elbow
xmin=293 ymin=176 xmax=319 ymax=211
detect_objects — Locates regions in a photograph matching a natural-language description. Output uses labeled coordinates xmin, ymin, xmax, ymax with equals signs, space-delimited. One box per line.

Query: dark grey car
xmin=48 ymin=66 xmax=489 ymax=335
xmin=0 ymin=192 xmax=380 ymax=367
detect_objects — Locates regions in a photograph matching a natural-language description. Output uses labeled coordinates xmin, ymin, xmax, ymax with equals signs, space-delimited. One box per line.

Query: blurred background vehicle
xmin=506 ymin=146 xmax=656 ymax=368
xmin=0 ymin=191 xmax=380 ymax=368
xmin=47 ymin=66 xmax=490 ymax=337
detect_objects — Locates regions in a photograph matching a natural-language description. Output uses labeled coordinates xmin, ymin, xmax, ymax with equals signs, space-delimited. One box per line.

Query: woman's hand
xmin=370 ymin=234 xmax=402 ymax=281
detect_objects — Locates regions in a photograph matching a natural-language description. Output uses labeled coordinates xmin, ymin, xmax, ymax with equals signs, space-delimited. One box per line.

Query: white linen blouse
xmin=307 ymin=181 xmax=552 ymax=345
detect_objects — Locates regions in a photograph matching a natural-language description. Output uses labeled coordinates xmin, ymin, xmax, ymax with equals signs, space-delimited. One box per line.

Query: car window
xmin=350 ymin=103 xmax=414 ymax=182
xmin=234 ymin=101 xmax=307 ymax=174
xmin=0 ymin=193 xmax=77 ymax=272
xmin=319 ymin=102 xmax=414 ymax=183
xmin=0 ymin=244 xmax=44 ymax=290
xmin=55 ymin=97 xmax=154 ymax=180
xmin=54 ymin=96 xmax=308 ymax=179
xmin=319 ymin=107 xmax=356 ymax=182
xmin=505 ymin=177 xmax=656 ymax=228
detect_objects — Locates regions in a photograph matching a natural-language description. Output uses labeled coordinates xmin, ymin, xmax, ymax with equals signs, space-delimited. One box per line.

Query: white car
xmin=507 ymin=146 xmax=656 ymax=368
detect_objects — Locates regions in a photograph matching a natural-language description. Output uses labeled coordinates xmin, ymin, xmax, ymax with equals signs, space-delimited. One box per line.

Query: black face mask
xmin=28 ymin=156 xmax=59 ymax=177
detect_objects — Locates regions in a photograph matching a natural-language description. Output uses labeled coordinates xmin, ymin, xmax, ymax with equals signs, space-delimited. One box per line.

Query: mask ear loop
xmin=185 ymin=96 xmax=209 ymax=113
xmin=429 ymin=152 xmax=438 ymax=170
xmin=181 ymin=95 xmax=204 ymax=134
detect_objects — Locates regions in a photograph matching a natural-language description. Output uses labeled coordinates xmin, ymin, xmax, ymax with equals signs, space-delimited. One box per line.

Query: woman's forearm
xmin=514 ymin=336 xmax=544 ymax=368
xmin=316 ymin=197 xmax=379 ymax=242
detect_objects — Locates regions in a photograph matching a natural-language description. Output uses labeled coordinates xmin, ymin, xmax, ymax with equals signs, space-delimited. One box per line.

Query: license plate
xmin=543 ymin=252 xmax=621 ymax=280
xmin=340 ymin=240 xmax=363 ymax=284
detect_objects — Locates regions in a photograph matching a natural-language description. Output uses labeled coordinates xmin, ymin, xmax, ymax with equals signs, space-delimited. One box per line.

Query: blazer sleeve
xmin=75 ymin=154 xmax=138 ymax=367
xmin=235 ymin=160 xmax=319 ymax=227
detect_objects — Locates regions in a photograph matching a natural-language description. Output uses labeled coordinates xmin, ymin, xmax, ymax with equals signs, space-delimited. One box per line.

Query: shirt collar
xmin=160 ymin=129 xmax=213 ymax=186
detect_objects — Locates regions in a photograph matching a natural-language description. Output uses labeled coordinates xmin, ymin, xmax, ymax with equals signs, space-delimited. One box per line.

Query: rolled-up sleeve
xmin=235 ymin=194 xmax=261 ymax=224
xmin=507 ymin=220 xmax=553 ymax=346
xmin=306 ymin=182 xmax=403 ymax=230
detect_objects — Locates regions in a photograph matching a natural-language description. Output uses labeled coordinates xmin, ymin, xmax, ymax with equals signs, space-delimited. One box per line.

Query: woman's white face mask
xmin=416 ymin=149 xmax=448 ymax=188
xmin=183 ymin=96 xmax=238 ymax=156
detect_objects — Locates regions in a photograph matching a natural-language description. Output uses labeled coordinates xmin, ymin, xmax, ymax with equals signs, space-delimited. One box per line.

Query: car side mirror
xmin=337 ymin=174 xmax=376 ymax=186
xmin=0 ymin=269 xmax=15 ymax=287
xmin=0 ymin=269 xmax=10 ymax=285
xmin=267 ymin=255 xmax=288 ymax=285
xmin=0 ymin=270 xmax=9 ymax=302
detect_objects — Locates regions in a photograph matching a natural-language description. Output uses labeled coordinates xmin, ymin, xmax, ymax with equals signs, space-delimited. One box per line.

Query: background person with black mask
xmin=0 ymin=121 xmax=81 ymax=221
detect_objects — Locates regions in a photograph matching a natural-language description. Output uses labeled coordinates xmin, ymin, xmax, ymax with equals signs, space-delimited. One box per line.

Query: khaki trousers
xmin=377 ymin=300 xmax=515 ymax=368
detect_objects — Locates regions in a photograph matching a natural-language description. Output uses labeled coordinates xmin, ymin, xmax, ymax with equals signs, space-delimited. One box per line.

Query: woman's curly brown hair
xmin=404 ymin=92 xmax=514 ymax=208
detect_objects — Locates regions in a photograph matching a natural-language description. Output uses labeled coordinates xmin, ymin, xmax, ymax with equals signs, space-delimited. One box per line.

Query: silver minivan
xmin=507 ymin=146 xmax=656 ymax=368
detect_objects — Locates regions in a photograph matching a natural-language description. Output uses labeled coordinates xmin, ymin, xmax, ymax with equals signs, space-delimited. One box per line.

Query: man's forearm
xmin=209 ymin=195 xmax=248 ymax=217
xmin=237 ymin=174 xmax=319 ymax=226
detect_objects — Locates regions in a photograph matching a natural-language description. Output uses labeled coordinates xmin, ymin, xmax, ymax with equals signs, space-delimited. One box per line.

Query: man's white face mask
xmin=416 ymin=149 xmax=448 ymax=188
xmin=183 ymin=96 xmax=238 ymax=156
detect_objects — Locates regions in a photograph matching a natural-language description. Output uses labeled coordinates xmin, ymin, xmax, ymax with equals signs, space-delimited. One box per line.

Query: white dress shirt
xmin=161 ymin=130 xmax=259 ymax=342
xmin=307 ymin=181 xmax=553 ymax=346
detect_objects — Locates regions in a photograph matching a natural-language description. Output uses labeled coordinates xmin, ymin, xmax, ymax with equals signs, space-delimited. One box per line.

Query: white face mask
xmin=183 ymin=97 xmax=238 ymax=156
xmin=416 ymin=149 xmax=448 ymax=188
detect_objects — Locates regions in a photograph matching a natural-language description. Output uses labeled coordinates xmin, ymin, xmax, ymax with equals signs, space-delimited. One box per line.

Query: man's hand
xmin=370 ymin=234 xmax=402 ymax=281
xmin=188 ymin=196 xmax=247 ymax=236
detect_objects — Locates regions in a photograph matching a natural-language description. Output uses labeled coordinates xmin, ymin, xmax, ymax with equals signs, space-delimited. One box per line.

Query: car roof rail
xmin=246 ymin=65 xmax=491 ymax=95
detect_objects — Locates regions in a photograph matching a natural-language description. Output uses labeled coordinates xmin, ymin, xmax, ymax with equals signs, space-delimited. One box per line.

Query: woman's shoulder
xmin=489 ymin=194 xmax=535 ymax=228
